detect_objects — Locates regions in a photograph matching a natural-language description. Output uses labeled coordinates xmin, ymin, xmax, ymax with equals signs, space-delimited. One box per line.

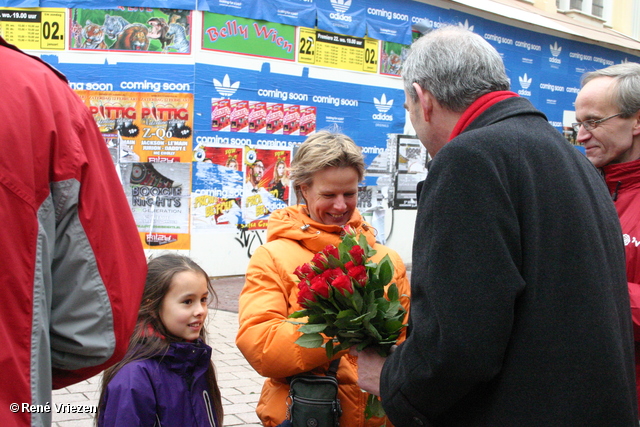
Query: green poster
xmin=203 ymin=12 xmax=295 ymax=62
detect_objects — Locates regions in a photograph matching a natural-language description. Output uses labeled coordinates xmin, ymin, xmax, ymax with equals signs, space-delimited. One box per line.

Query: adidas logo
xmin=517 ymin=73 xmax=532 ymax=97
xmin=214 ymin=74 xmax=240 ymax=98
xmin=458 ymin=19 xmax=474 ymax=32
xmin=330 ymin=0 xmax=351 ymax=13
xmin=519 ymin=73 xmax=532 ymax=90
xmin=550 ymin=42 xmax=562 ymax=57
xmin=374 ymin=94 xmax=393 ymax=113
xmin=373 ymin=94 xmax=393 ymax=121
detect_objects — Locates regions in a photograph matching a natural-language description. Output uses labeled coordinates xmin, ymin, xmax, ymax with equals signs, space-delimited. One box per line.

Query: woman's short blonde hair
xmin=290 ymin=131 xmax=365 ymax=203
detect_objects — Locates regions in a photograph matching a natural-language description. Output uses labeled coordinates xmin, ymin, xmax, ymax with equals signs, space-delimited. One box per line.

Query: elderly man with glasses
xmin=575 ymin=62 xmax=640 ymax=413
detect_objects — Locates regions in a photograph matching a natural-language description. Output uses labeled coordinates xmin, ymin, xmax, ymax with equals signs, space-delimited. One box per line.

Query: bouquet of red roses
xmin=288 ymin=225 xmax=408 ymax=418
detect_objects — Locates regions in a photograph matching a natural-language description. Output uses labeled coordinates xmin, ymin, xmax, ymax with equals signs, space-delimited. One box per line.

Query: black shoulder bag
xmin=282 ymin=358 xmax=342 ymax=427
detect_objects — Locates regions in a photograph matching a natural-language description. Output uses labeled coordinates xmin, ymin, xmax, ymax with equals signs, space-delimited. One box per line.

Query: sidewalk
xmin=51 ymin=276 xmax=263 ymax=426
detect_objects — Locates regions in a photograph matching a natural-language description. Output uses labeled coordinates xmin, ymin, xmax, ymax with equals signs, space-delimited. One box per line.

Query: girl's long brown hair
xmin=96 ymin=254 xmax=224 ymax=425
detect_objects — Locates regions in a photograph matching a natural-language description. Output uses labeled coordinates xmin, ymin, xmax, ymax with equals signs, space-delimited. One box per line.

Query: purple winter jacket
xmin=98 ymin=339 xmax=219 ymax=427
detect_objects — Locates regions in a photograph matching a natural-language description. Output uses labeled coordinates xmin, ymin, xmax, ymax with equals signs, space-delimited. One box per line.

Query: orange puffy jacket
xmin=236 ymin=205 xmax=410 ymax=427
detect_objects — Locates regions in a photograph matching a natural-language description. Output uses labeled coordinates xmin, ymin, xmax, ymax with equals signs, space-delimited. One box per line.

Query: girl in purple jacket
xmin=97 ymin=254 xmax=223 ymax=427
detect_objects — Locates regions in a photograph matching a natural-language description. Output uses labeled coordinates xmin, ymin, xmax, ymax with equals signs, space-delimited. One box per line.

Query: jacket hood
xmin=158 ymin=339 xmax=212 ymax=377
xmin=266 ymin=205 xmax=377 ymax=253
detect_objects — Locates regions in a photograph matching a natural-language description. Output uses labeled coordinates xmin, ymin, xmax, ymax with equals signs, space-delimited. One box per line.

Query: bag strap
xmin=287 ymin=356 xmax=341 ymax=383
xmin=326 ymin=357 xmax=340 ymax=378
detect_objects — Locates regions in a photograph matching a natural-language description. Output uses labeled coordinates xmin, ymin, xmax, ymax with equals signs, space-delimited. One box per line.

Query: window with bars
xmin=557 ymin=0 xmax=604 ymax=18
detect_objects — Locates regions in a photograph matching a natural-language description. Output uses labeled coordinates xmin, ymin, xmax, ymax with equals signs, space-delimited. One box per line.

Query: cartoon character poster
xmin=70 ymin=7 xmax=192 ymax=53
xmin=242 ymin=146 xmax=291 ymax=229
xmin=191 ymin=146 xmax=244 ymax=230
xmin=121 ymin=162 xmax=192 ymax=249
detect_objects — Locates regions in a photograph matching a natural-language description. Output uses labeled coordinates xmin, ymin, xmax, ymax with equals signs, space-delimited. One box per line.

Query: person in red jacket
xmin=0 ymin=36 xmax=147 ymax=427
xmin=574 ymin=61 xmax=640 ymax=412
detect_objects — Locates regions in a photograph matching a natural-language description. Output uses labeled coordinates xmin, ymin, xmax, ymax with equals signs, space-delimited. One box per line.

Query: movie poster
xmin=70 ymin=7 xmax=192 ymax=54
xmin=138 ymin=92 xmax=193 ymax=162
xmin=242 ymin=146 xmax=291 ymax=229
xmin=121 ymin=162 xmax=192 ymax=249
xmin=191 ymin=146 xmax=244 ymax=230
xmin=80 ymin=90 xmax=194 ymax=163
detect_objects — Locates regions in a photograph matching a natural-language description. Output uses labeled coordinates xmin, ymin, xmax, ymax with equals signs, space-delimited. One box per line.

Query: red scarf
xmin=449 ymin=91 xmax=519 ymax=141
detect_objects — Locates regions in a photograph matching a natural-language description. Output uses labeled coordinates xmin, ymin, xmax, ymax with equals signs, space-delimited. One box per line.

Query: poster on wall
xmin=202 ymin=12 xmax=296 ymax=61
xmin=191 ymin=145 xmax=244 ymax=231
xmin=194 ymin=62 xmax=405 ymax=172
xmin=393 ymin=135 xmax=428 ymax=209
xmin=0 ymin=7 xmax=65 ymax=50
xmin=80 ymin=90 xmax=194 ymax=163
xmin=298 ymin=27 xmax=379 ymax=74
xmin=122 ymin=162 xmax=191 ymax=249
xmin=242 ymin=146 xmax=290 ymax=229
xmin=70 ymin=7 xmax=192 ymax=53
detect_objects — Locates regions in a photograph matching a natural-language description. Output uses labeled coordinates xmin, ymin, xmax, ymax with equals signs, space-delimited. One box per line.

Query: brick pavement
xmin=51 ymin=276 xmax=264 ymax=427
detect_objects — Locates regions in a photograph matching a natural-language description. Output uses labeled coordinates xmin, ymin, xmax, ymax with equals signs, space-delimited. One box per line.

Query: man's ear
xmin=632 ymin=110 xmax=640 ymax=136
xmin=413 ymin=82 xmax=433 ymax=122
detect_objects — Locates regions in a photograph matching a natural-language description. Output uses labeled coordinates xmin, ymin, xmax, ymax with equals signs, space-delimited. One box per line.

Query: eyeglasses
xmin=572 ymin=113 xmax=623 ymax=133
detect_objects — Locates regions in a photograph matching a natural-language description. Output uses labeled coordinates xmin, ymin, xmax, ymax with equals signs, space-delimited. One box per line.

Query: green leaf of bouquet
xmin=298 ymin=323 xmax=328 ymax=334
xmin=377 ymin=255 xmax=394 ymax=287
xmin=383 ymin=319 xmax=404 ymax=333
xmin=386 ymin=283 xmax=399 ymax=301
xmin=364 ymin=321 xmax=383 ymax=341
xmin=385 ymin=300 xmax=402 ymax=317
xmin=375 ymin=298 xmax=390 ymax=314
xmin=338 ymin=330 xmax=365 ymax=338
xmin=295 ymin=333 xmax=324 ymax=348
xmin=337 ymin=309 xmax=356 ymax=318
xmin=288 ymin=309 xmax=309 ymax=319
xmin=365 ymin=301 xmax=378 ymax=322
xmin=365 ymin=394 xmax=386 ymax=419
xmin=351 ymin=287 xmax=364 ymax=312
xmin=324 ymin=338 xmax=335 ymax=358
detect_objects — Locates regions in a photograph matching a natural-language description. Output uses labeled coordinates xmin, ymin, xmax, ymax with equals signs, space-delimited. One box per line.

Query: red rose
xmin=343 ymin=224 xmax=357 ymax=237
xmin=349 ymin=245 xmax=365 ymax=265
xmin=323 ymin=244 xmax=340 ymax=260
xmin=297 ymin=284 xmax=316 ymax=307
xmin=332 ymin=273 xmax=354 ymax=295
xmin=310 ymin=276 xmax=330 ymax=299
xmin=321 ymin=267 xmax=343 ymax=283
xmin=294 ymin=265 xmax=306 ymax=280
xmin=298 ymin=262 xmax=316 ymax=279
xmin=347 ymin=264 xmax=368 ymax=287
xmin=312 ymin=252 xmax=328 ymax=269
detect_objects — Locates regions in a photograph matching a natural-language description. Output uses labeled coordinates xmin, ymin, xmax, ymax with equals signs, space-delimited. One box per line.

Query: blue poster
xmin=0 ymin=0 xmax=38 ymax=6
xmin=364 ymin=0 xmax=413 ymax=45
xmin=259 ymin=0 xmax=316 ymax=28
xmin=193 ymin=61 xmax=405 ymax=168
xmin=43 ymin=56 xmax=194 ymax=93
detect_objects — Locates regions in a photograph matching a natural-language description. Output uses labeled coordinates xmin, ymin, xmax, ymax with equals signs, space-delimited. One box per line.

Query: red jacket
xmin=604 ymin=158 xmax=640 ymax=409
xmin=0 ymin=37 xmax=147 ymax=426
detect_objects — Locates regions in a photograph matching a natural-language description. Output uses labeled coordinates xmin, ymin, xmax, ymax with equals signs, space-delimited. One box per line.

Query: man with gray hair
xmin=574 ymin=61 xmax=640 ymax=415
xmin=353 ymin=26 xmax=638 ymax=426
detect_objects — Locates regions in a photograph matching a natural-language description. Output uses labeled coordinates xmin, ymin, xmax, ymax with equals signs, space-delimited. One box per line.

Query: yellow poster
xmin=298 ymin=27 xmax=379 ymax=73
xmin=0 ymin=8 xmax=65 ymax=50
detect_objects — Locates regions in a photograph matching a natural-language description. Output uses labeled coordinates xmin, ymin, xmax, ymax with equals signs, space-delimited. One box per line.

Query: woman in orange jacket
xmin=236 ymin=131 xmax=411 ymax=427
